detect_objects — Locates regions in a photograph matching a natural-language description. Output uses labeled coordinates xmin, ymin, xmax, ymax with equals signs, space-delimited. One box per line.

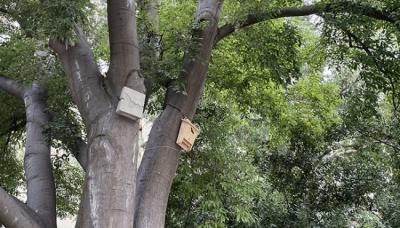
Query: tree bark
xmin=49 ymin=27 xmax=112 ymax=127
xmin=134 ymin=1 xmax=224 ymax=227
xmin=75 ymin=111 xmax=141 ymax=228
xmin=23 ymin=83 xmax=57 ymax=228
xmin=0 ymin=74 xmax=26 ymax=99
xmin=50 ymin=0 xmax=145 ymax=226
xmin=0 ymin=75 xmax=56 ymax=228
xmin=0 ymin=187 xmax=44 ymax=228
xmin=107 ymin=0 xmax=144 ymax=96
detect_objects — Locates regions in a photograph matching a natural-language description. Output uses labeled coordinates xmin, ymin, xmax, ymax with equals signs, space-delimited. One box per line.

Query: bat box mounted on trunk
xmin=116 ymin=87 xmax=145 ymax=120
xmin=176 ymin=118 xmax=200 ymax=152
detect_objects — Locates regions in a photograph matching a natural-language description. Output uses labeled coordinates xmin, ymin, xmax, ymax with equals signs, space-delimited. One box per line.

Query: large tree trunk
xmin=75 ymin=111 xmax=141 ymax=227
xmin=134 ymin=106 xmax=182 ymax=227
xmin=51 ymin=0 xmax=145 ymax=227
xmin=134 ymin=1 xmax=224 ymax=227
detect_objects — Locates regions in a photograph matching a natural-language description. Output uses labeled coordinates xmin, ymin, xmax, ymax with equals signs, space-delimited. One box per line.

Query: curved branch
xmin=0 ymin=78 xmax=56 ymax=226
xmin=0 ymin=75 xmax=26 ymax=99
xmin=216 ymin=1 xmax=397 ymax=42
xmin=0 ymin=187 xmax=44 ymax=228
xmin=49 ymin=26 xmax=111 ymax=126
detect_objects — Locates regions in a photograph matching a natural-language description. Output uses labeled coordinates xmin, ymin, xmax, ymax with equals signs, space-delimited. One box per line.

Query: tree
xmin=0 ymin=0 xmax=399 ymax=227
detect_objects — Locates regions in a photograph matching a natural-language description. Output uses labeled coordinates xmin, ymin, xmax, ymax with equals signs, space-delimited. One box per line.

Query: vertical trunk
xmin=134 ymin=106 xmax=182 ymax=227
xmin=75 ymin=0 xmax=145 ymax=227
xmin=24 ymin=84 xmax=56 ymax=228
xmin=134 ymin=1 xmax=224 ymax=227
xmin=75 ymin=111 xmax=141 ymax=228
xmin=51 ymin=17 xmax=144 ymax=226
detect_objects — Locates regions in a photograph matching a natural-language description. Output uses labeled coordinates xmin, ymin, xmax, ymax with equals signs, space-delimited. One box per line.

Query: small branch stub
xmin=116 ymin=87 xmax=146 ymax=120
xmin=176 ymin=118 xmax=200 ymax=152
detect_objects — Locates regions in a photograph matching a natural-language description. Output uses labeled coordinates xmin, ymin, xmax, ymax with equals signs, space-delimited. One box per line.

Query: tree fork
xmin=134 ymin=1 xmax=224 ymax=227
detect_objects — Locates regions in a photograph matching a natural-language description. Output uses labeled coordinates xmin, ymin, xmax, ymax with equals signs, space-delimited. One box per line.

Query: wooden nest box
xmin=176 ymin=118 xmax=200 ymax=152
xmin=116 ymin=87 xmax=145 ymax=120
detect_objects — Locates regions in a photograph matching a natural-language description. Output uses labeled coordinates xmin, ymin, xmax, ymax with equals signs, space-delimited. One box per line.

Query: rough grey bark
xmin=74 ymin=138 xmax=88 ymax=171
xmin=215 ymin=1 xmax=398 ymax=42
xmin=0 ymin=187 xmax=44 ymax=228
xmin=75 ymin=110 xmax=141 ymax=228
xmin=134 ymin=1 xmax=224 ymax=227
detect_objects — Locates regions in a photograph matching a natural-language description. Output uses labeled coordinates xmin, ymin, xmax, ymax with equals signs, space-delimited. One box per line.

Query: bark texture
xmin=0 ymin=74 xmax=26 ymax=98
xmin=75 ymin=111 xmax=141 ymax=228
xmin=24 ymin=84 xmax=57 ymax=228
xmin=0 ymin=187 xmax=44 ymax=228
xmin=0 ymin=75 xmax=56 ymax=228
xmin=134 ymin=1 xmax=224 ymax=227
xmin=50 ymin=0 xmax=145 ymax=227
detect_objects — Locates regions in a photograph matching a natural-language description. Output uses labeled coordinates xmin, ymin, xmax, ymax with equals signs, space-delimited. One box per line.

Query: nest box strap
xmin=166 ymin=103 xmax=188 ymax=119
xmin=123 ymin=68 xmax=144 ymax=92
xmin=145 ymin=146 xmax=180 ymax=152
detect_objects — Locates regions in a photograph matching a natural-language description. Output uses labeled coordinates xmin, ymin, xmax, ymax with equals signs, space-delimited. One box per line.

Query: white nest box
xmin=176 ymin=118 xmax=200 ymax=152
xmin=116 ymin=87 xmax=145 ymax=120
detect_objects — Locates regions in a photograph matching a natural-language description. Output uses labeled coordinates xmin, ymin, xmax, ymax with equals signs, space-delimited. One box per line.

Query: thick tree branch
xmin=23 ymin=83 xmax=57 ymax=228
xmin=135 ymin=1 xmax=224 ymax=226
xmin=49 ymin=26 xmax=111 ymax=126
xmin=0 ymin=187 xmax=44 ymax=228
xmin=216 ymin=1 xmax=397 ymax=42
xmin=0 ymin=77 xmax=56 ymax=226
xmin=107 ymin=0 xmax=145 ymax=96
xmin=0 ymin=75 xmax=26 ymax=99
